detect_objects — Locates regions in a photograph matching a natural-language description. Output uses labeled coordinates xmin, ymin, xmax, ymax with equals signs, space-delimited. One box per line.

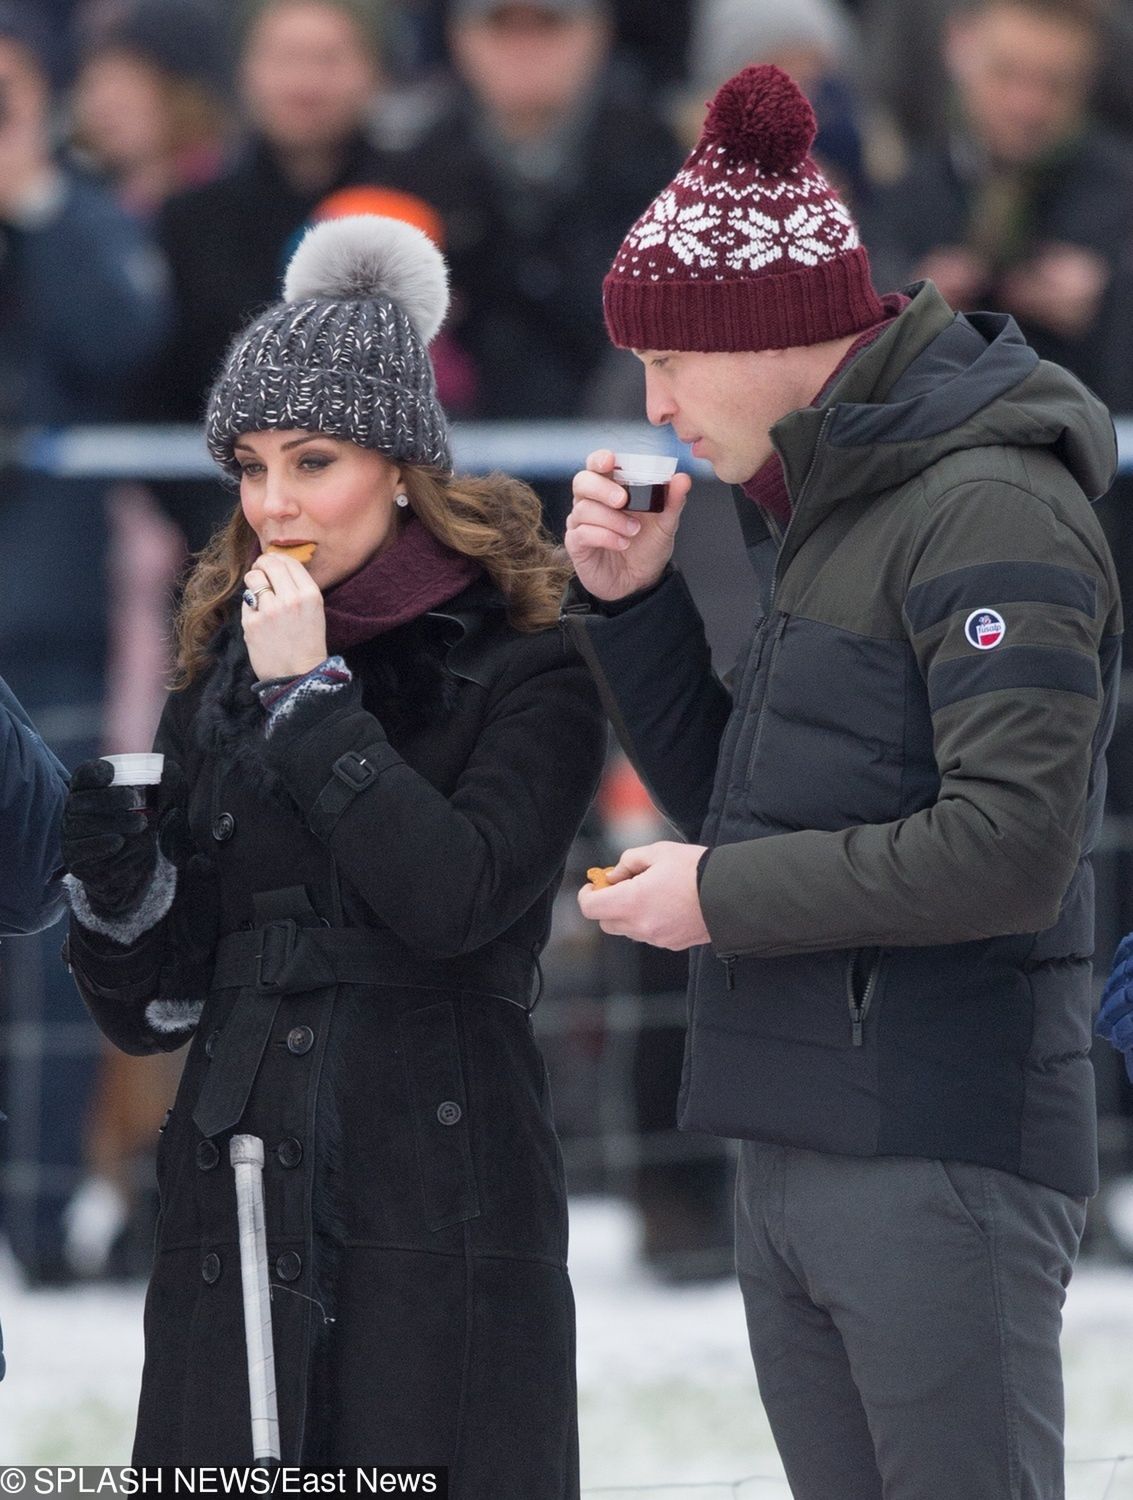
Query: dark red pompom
xmin=702 ymin=64 xmax=816 ymax=173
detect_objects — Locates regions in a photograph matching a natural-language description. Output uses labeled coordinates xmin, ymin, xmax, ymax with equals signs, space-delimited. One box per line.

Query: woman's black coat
xmin=66 ymin=581 xmax=606 ymax=1490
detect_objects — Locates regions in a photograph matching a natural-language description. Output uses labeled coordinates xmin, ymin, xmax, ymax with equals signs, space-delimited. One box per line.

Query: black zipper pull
xmin=721 ymin=955 xmax=736 ymax=990
xmin=846 ymin=951 xmax=881 ymax=1047
xmin=750 ymin=611 xmax=788 ymax=678
xmin=751 ymin=616 xmax=772 ymax=675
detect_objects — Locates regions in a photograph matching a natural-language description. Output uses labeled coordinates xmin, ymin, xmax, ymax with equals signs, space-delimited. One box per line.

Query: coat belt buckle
xmin=255 ymin=918 xmax=337 ymax=994
xmin=257 ymin=918 xmax=300 ymax=992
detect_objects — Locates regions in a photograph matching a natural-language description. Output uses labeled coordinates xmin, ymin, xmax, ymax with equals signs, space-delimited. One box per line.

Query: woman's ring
xmin=242 ymin=585 xmax=273 ymax=611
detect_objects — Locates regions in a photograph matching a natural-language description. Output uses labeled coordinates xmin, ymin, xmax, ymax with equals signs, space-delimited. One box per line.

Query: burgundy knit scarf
xmin=322 ymin=517 xmax=482 ymax=652
xmin=741 ymin=293 xmax=911 ymax=528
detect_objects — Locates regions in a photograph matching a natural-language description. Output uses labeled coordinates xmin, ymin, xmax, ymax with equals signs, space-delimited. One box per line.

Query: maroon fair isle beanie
xmin=603 ymin=64 xmax=884 ymax=353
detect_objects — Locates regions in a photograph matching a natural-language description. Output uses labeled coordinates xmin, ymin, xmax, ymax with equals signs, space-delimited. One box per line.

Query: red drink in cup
xmin=612 ymin=453 xmax=678 ymax=513
xmin=103 ymin=752 xmax=164 ymax=817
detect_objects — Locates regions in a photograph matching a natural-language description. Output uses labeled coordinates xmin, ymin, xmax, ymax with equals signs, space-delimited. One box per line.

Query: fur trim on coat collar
xmin=194 ymin=619 xmax=295 ymax=806
xmin=193 ymin=610 xmax=471 ymax=803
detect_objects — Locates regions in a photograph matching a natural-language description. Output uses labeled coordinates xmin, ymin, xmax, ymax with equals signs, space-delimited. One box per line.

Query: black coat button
xmin=204 ymin=1030 xmax=220 ymax=1058
xmin=196 ymin=1140 xmax=220 ymax=1171
xmin=286 ymin=1026 xmax=314 ymax=1055
xmin=212 ymin=813 xmax=235 ymax=842
xmin=201 ymin=1252 xmax=221 ymax=1284
xmin=275 ymin=1251 xmax=302 ymax=1281
xmin=276 ymin=1137 xmax=303 ymax=1168
xmin=437 ymin=1100 xmax=462 ymax=1126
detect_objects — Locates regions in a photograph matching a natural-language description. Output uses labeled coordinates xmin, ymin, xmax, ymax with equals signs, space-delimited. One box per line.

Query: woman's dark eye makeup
xmin=236 ymin=448 xmax=334 ymax=474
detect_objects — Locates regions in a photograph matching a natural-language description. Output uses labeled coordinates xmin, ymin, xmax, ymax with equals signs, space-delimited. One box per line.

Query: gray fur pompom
xmin=283 ymin=215 xmax=450 ymax=343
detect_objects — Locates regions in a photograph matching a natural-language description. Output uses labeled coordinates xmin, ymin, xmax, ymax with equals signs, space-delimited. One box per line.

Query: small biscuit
xmin=586 ymin=866 xmax=617 ymax=889
xmin=267 ymin=541 xmax=317 ymax=565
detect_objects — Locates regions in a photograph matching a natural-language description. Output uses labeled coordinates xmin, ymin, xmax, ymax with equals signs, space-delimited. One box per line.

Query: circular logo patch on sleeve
xmin=964 ymin=608 xmax=1006 ymax=650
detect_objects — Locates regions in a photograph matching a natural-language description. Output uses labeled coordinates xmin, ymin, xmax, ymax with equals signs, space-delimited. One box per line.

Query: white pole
xmin=230 ymin=1134 xmax=281 ymax=1464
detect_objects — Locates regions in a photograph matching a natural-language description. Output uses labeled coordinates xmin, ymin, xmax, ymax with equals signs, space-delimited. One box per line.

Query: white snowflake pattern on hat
xmin=619 ymin=158 xmax=857 ymax=281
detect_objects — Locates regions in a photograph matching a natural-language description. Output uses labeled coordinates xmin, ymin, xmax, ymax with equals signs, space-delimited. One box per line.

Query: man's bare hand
xmin=578 ymin=841 xmax=710 ymax=950
xmin=564 ymin=449 xmax=691 ymax=602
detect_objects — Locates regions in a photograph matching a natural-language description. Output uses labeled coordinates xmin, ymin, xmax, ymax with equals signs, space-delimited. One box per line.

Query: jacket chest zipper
xmin=703 ymin=624 xmax=770 ymax=991
xmin=704 ymin=612 xmax=773 ymax=843
xmin=847 ymin=951 xmax=882 ymax=1046
xmin=706 ymin=612 xmax=782 ymax=990
xmin=708 ymin=412 xmax=833 ymax=990
xmin=730 ymin=412 xmax=835 ymax=800
xmin=742 ymin=612 xmax=790 ymax=787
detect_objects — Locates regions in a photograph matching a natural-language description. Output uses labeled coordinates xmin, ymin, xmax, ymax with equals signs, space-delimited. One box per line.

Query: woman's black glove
xmin=62 ymin=758 xmax=186 ymax=919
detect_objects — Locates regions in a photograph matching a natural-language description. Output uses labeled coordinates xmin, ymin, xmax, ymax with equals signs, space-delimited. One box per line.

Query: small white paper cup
xmin=612 ymin=453 xmax=678 ymax=485
xmin=103 ymin=752 xmax=165 ymax=787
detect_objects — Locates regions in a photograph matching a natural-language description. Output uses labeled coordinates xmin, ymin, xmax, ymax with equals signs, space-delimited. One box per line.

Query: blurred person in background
xmin=861 ymin=0 xmax=1133 ymax=159
xmin=385 ymin=0 xmax=696 ymax=91
xmin=386 ymin=0 xmax=681 ymax=438
xmin=681 ymin=0 xmax=870 ymax=203
xmin=68 ymin=0 xmax=232 ymax=770
xmin=71 ymin=0 xmax=232 ymax=775
xmin=861 ymin=0 xmax=988 ymax=158
xmin=0 ymin=0 xmax=170 ymax=1286
xmin=62 ymin=0 xmax=235 ymax=1282
xmin=145 ymin=0 xmax=390 ymax=554
xmin=603 ymin=0 xmax=695 ymax=88
xmin=70 ymin=0 xmax=232 ymax=220
xmin=864 ymin=0 xmax=1133 ymax=410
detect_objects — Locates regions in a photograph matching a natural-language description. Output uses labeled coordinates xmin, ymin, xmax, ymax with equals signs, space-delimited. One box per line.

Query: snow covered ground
xmin=0 ymin=1197 xmax=1131 ymax=1496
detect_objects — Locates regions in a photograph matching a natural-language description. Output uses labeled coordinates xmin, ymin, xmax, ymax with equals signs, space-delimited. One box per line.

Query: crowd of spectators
xmin=4 ymin=0 xmax=1133 ymax=1284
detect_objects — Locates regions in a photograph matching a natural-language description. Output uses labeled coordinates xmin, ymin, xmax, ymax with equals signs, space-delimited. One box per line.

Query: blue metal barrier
xmin=16 ymin=417 xmax=1133 ymax=481
xmin=16 ymin=422 xmax=697 ymax=481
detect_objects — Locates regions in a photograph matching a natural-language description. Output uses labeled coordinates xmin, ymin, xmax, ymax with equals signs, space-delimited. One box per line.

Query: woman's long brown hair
xmin=170 ymin=464 xmax=572 ymax=689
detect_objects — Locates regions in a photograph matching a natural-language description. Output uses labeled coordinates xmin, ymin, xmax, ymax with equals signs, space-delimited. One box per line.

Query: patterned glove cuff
xmin=253 ymin=656 xmax=353 ymax=738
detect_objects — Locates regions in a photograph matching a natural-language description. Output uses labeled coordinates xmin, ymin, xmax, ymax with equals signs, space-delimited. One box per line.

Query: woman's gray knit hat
xmin=205 ymin=214 xmax=452 ymax=479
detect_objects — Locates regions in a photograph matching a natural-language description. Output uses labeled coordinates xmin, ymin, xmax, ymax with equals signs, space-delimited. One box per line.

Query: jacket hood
xmin=770 ymin=280 xmax=1118 ymax=549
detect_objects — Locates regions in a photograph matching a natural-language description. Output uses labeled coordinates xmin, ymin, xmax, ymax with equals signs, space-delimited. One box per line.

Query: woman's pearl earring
xmin=395 ymin=493 xmax=410 ymax=509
